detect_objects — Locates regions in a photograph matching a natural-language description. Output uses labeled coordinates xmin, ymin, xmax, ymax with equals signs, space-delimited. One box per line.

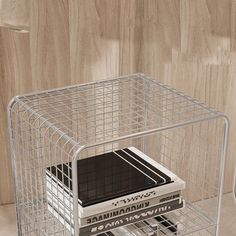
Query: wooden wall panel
xmin=69 ymin=0 xmax=146 ymax=81
xmin=1 ymin=0 xmax=236 ymax=204
xmin=69 ymin=0 xmax=120 ymax=83
xmin=175 ymin=0 xmax=232 ymax=63
xmin=142 ymin=0 xmax=180 ymax=65
xmin=0 ymin=28 xmax=31 ymax=204
xmin=30 ymin=0 xmax=70 ymax=90
xmin=138 ymin=0 xmax=236 ymax=191
xmin=143 ymin=64 xmax=236 ymax=191
xmin=231 ymin=1 xmax=236 ymax=57
xmin=70 ymin=0 xmax=236 ymax=193
xmin=0 ymin=0 xmax=29 ymax=28
xmin=118 ymin=0 xmax=143 ymax=74
xmin=30 ymin=0 xmax=69 ymax=89
xmin=206 ymin=0 xmax=231 ymax=37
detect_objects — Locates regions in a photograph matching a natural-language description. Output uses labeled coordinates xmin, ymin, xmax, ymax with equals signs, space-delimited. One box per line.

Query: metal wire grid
xmin=158 ymin=119 xmax=224 ymax=201
xmin=126 ymin=119 xmax=224 ymax=235
xmin=8 ymin=73 xmax=229 ymax=236
xmin=9 ymin=73 xmax=221 ymax=149
xmin=123 ymin=202 xmax=217 ymax=236
xmin=17 ymin=201 xmax=216 ymax=236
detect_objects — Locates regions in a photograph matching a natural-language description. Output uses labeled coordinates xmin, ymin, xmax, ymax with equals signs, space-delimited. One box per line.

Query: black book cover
xmin=46 ymin=148 xmax=172 ymax=207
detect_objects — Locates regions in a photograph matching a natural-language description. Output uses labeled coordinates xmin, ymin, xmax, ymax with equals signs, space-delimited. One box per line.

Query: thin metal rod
xmin=72 ymin=146 xmax=85 ymax=235
xmin=72 ymin=157 xmax=79 ymax=235
xmin=85 ymin=114 xmax=224 ymax=149
xmin=216 ymin=116 xmax=230 ymax=236
xmin=141 ymin=74 xmax=219 ymax=115
xmin=14 ymin=73 xmax=143 ymax=99
xmin=7 ymin=101 xmax=22 ymax=236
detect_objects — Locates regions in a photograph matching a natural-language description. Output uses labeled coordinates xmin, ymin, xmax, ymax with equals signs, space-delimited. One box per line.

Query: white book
xmin=48 ymin=197 xmax=185 ymax=236
xmin=46 ymin=173 xmax=185 ymax=219
xmin=47 ymin=190 xmax=181 ymax=226
xmin=46 ymin=147 xmax=185 ymax=217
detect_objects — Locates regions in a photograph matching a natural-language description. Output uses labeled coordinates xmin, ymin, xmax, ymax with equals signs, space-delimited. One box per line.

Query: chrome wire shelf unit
xmin=8 ymin=74 xmax=229 ymax=236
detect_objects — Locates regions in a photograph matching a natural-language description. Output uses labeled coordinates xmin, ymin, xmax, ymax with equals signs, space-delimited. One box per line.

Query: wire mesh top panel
xmin=9 ymin=74 xmax=222 ymax=151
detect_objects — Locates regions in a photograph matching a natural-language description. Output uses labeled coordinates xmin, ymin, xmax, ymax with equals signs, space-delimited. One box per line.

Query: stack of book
xmin=46 ymin=147 xmax=185 ymax=235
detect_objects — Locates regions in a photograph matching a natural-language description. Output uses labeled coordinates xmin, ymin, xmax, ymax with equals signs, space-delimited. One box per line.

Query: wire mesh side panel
xmin=8 ymin=99 xmax=79 ymax=235
xmin=141 ymin=123 xmax=225 ymax=235
xmin=8 ymin=74 xmax=227 ymax=236
xmin=77 ymin=117 xmax=225 ymax=236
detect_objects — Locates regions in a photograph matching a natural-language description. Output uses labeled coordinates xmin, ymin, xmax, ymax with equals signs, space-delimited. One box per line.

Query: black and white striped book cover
xmin=46 ymin=147 xmax=185 ymax=217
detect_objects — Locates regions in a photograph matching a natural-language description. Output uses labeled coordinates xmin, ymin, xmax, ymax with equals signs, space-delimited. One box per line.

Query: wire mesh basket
xmin=8 ymin=74 xmax=229 ymax=236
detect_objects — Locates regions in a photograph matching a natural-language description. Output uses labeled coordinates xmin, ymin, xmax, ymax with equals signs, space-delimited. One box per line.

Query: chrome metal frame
xmin=8 ymin=73 xmax=229 ymax=236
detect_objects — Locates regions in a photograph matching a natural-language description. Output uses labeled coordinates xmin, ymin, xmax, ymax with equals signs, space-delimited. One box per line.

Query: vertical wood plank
xmin=118 ymin=0 xmax=143 ymax=75
xmin=0 ymin=28 xmax=31 ymax=204
xmin=180 ymin=0 xmax=214 ymax=62
xmin=30 ymin=0 xmax=70 ymax=90
xmin=69 ymin=0 xmax=120 ymax=84
xmin=146 ymin=64 xmax=235 ymax=192
xmin=231 ymin=1 xmax=236 ymax=52
xmin=142 ymin=0 xmax=180 ymax=67
xmin=206 ymin=0 xmax=231 ymax=37
xmin=0 ymin=0 xmax=30 ymax=28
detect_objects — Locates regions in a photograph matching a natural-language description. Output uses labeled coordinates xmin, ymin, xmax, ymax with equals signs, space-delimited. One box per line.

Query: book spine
xmin=80 ymin=191 xmax=181 ymax=226
xmin=48 ymin=198 xmax=184 ymax=236
xmin=47 ymin=189 xmax=181 ymax=227
xmin=46 ymin=173 xmax=185 ymax=217
xmin=80 ymin=198 xmax=184 ymax=236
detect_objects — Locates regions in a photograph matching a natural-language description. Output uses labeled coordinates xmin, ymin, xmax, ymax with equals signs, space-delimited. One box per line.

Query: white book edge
xmin=45 ymin=146 xmax=185 ymax=217
xmin=45 ymin=146 xmax=180 ymax=199
xmin=48 ymin=199 xmax=185 ymax=236
xmin=46 ymin=176 xmax=185 ymax=218
xmin=128 ymin=147 xmax=178 ymax=181
xmin=47 ymin=191 xmax=182 ymax=227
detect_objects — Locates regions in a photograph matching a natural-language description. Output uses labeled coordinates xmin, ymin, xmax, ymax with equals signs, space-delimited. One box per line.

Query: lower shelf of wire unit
xmin=18 ymin=201 xmax=217 ymax=236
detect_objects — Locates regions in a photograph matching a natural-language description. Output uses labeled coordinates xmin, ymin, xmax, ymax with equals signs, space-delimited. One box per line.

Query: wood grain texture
xmin=142 ymin=0 xmax=180 ymax=66
xmin=1 ymin=0 xmax=236 ymax=204
xmin=177 ymin=0 xmax=231 ymax=63
xmin=0 ymin=0 xmax=29 ymax=28
xmin=231 ymin=1 xmax=236 ymax=52
xmin=118 ymin=0 xmax=143 ymax=74
xmin=143 ymin=64 xmax=236 ymax=192
xmin=0 ymin=27 xmax=31 ymax=204
xmin=69 ymin=0 xmax=120 ymax=83
xmin=30 ymin=0 xmax=70 ymax=90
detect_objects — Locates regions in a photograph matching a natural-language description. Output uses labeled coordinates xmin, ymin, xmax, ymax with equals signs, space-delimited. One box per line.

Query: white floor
xmin=0 ymin=193 xmax=235 ymax=235
xmin=0 ymin=202 xmax=17 ymax=236
xmin=218 ymin=193 xmax=236 ymax=235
